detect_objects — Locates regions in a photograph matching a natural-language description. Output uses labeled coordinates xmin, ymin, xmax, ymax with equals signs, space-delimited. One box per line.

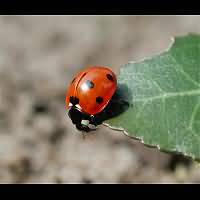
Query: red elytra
xmin=66 ymin=66 xmax=117 ymax=115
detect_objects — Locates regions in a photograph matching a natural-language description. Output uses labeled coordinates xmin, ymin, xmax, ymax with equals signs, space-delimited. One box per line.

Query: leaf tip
xmin=171 ymin=32 xmax=200 ymax=48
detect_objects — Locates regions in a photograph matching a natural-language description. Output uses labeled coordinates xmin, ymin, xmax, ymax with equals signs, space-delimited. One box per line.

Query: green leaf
xmin=105 ymin=33 xmax=200 ymax=161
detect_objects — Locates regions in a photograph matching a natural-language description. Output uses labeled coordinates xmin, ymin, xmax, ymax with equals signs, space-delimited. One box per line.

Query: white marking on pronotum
xmin=69 ymin=103 xmax=73 ymax=107
xmin=81 ymin=120 xmax=89 ymax=126
xmin=75 ymin=104 xmax=82 ymax=110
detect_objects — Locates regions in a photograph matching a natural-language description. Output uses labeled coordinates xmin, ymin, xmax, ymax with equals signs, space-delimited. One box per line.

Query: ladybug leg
xmin=89 ymin=114 xmax=104 ymax=126
xmin=76 ymin=122 xmax=97 ymax=132
xmin=76 ymin=124 xmax=90 ymax=132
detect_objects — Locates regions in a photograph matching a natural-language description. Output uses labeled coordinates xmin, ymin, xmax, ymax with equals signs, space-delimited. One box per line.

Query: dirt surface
xmin=0 ymin=15 xmax=200 ymax=183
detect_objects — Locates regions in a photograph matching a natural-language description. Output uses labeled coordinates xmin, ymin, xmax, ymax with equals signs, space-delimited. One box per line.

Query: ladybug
xmin=66 ymin=66 xmax=117 ymax=132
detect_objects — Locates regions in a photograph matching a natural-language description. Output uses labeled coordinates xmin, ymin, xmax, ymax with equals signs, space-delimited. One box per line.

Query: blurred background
xmin=0 ymin=15 xmax=200 ymax=183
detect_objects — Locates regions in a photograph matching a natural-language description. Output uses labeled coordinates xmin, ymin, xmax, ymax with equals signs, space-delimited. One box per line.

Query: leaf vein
xmin=170 ymin=53 xmax=200 ymax=88
xmin=133 ymin=89 xmax=200 ymax=103
xmin=188 ymin=101 xmax=200 ymax=130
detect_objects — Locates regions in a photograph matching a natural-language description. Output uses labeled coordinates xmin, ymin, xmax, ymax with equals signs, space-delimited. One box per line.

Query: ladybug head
xmin=68 ymin=106 xmax=92 ymax=132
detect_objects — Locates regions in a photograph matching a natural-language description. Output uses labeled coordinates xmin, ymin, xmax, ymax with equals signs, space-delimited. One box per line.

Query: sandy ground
xmin=0 ymin=15 xmax=200 ymax=183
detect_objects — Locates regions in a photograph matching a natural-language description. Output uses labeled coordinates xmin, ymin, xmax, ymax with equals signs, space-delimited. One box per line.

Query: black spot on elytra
xmin=90 ymin=84 xmax=131 ymax=126
xmin=69 ymin=96 xmax=79 ymax=105
xmin=96 ymin=96 xmax=103 ymax=104
xmin=106 ymin=74 xmax=114 ymax=81
xmin=85 ymin=80 xmax=94 ymax=89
